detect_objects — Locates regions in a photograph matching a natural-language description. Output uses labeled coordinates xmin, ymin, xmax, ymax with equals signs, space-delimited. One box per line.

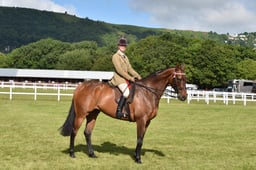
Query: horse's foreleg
xmin=135 ymin=135 xmax=144 ymax=163
xmin=134 ymin=119 xmax=151 ymax=163
xmin=84 ymin=111 xmax=99 ymax=158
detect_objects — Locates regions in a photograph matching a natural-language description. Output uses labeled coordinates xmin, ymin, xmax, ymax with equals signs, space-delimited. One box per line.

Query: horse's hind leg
xmin=84 ymin=110 xmax=100 ymax=158
xmin=69 ymin=129 xmax=76 ymax=157
xmin=70 ymin=117 xmax=84 ymax=158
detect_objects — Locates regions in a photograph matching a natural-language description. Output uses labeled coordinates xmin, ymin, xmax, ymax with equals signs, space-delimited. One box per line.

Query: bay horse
xmin=59 ymin=64 xmax=187 ymax=163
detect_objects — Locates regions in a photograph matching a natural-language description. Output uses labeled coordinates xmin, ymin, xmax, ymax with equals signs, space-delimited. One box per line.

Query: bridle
xmin=133 ymin=81 xmax=165 ymax=98
xmin=132 ymin=71 xmax=186 ymax=98
xmin=172 ymin=72 xmax=186 ymax=93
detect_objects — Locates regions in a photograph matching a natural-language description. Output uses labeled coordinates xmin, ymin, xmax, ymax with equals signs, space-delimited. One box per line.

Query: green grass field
xmin=0 ymin=94 xmax=256 ymax=170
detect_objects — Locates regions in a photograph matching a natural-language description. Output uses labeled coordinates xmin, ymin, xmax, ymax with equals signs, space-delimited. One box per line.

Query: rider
xmin=110 ymin=37 xmax=141 ymax=118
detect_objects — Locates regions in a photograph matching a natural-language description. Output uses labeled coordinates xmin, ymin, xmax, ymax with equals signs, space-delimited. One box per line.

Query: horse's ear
xmin=175 ymin=64 xmax=180 ymax=69
xmin=181 ymin=64 xmax=185 ymax=70
xmin=175 ymin=64 xmax=185 ymax=70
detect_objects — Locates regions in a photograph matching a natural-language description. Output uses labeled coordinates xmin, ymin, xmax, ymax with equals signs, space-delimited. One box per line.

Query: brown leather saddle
xmin=108 ymin=82 xmax=136 ymax=120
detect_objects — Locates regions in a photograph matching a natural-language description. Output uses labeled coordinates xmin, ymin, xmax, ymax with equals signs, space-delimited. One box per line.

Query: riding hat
xmin=118 ymin=38 xmax=128 ymax=46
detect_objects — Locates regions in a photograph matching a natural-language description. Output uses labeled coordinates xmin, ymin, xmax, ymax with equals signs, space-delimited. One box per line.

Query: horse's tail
xmin=59 ymin=99 xmax=75 ymax=136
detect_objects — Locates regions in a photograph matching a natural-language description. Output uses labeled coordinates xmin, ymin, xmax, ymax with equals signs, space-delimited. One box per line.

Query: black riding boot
xmin=116 ymin=96 xmax=127 ymax=119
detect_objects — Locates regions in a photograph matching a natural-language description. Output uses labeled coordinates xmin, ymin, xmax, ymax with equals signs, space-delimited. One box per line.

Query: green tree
xmin=127 ymin=34 xmax=188 ymax=77
xmin=56 ymin=41 xmax=98 ymax=70
xmin=236 ymin=59 xmax=256 ymax=80
xmin=7 ymin=38 xmax=70 ymax=69
xmin=187 ymin=39 xmax=238 ymax=88
xmin=56 ymin=49 xmax=95 ymax=70
xmin=0 ymin=53 xmax=9 ymax=67
xmin=3 ymin=31 xmax=256 ymax=90
xmin=91 ymin=45 xmax=116 ymax=71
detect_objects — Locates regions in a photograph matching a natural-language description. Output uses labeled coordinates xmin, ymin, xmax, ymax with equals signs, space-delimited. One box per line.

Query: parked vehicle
xmin=213 ymin=88 xmax=226 ymax=92
xmin=186 ymin=84 xmax=198 ymax=90
xmin=252 ymin=83 xmax=256 ymax=93
xmin=226 ymin=79 xmax=256 ymax=93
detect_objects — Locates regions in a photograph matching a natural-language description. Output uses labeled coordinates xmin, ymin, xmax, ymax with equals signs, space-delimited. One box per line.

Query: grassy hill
xmin=1 ymin=6 xmax=254 ymax=53
xmin=0 ymin=6 xmax=163 ymax=53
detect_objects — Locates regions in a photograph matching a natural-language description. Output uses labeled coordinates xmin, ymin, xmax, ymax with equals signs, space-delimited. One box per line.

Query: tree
xmin=56 ymin=41 xmax=98 ymax=70
xmin=187 ymin=39 xmax=238 ymax=88
xmin=3 ymin=32 xmax=256 ymax=90
xmin=7 ymin=38 xmax=70 ymax=69
xmin=91 ymin=45 xmax=116 ymax=71
xmin=0 ymin=53 xmax=9 ymax=67
xmin=127 ymin=34 xmax=189 ymax=77
xmin=56 ymin=49 xmax=95 ymax=70
xmin=236 ymin=59 xmax=256 ymax=80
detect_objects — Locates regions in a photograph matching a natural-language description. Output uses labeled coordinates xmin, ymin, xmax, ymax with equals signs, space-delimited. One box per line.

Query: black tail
xmin=59 ymin=99 xmax=75 ymax=136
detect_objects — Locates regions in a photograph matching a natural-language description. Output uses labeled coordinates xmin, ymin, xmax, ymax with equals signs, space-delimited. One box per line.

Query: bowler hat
xmin=118 ymin=38 xmax=127 ymax=46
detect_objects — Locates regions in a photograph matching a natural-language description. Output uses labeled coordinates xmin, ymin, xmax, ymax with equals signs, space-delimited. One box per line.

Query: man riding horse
xmin=110 ymin=38 xmax=141 ymax=119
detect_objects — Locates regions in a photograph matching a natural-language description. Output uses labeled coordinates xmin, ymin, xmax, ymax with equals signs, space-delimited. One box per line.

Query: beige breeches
xmin=118 ymin=83 xmax=130 ymax=98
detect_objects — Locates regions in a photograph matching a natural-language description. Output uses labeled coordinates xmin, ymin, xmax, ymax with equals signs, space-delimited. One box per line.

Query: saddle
xmin=108 ymin=81 xmax=136 ymax=120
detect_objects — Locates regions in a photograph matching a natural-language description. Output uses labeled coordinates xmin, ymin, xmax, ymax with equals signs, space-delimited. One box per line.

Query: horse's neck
xmin=140 ymin=69 xmax=172 ymax=96
xmin=143 ymin=78 xmax=168 ymax=91
xmin=146 ymin=69 xmax=172 ymax=88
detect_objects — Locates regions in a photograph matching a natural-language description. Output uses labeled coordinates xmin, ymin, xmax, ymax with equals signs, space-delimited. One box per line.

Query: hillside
xmin=0 ymin=6 xmax=162 ymax=53
xmin=0 ymin=6 xmax=255 ymax=53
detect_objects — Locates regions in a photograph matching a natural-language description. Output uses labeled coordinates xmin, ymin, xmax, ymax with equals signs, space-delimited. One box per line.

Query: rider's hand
xmin=129 ymin=77 xmax=135 ymax=82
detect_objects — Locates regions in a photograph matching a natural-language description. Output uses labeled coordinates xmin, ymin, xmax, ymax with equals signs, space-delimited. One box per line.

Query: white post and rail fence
xmin=1 ymin=81 xmax=256 ymax=105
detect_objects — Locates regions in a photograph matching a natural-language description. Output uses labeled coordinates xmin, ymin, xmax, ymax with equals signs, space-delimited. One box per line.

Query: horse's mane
xmin=141 ymin=67 xmax=173 ymax=81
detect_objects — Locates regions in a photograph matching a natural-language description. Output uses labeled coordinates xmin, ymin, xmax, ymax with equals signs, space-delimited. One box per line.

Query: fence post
xmin=213 ymin=92 xmax=216 ymax=103
xmin=187 ymin=91 xmax=191 ymax=104
xmin=34 ymin=83 xmax=37 ymax=101
xmin=232 ymin=93 xmax=236 ymax=104
xmin=9 ymin=84 xmax=13 ymax=100
xmin=205 ymin=92 xmax=209 ymax=104
xmin=223 ymin=93 xmax=225 ymax=104
xmin=57 ymin=85 xmax=60 ymax=101
xmin=243 ymin=93 xmax=246 ymax=106
xmin=167 ymin=95 xmax=170 ymax=103
xmin=224 ymin=93 xmax=228 ymax=105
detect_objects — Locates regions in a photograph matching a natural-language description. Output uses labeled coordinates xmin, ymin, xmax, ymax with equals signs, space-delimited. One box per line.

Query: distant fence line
xmin=0 ymin=81 xmax=77 ymax=101
xmin=1 ymin=81 xmax=256 ymax=105
xmin=186 ymin=90 xmax=256 ymax=106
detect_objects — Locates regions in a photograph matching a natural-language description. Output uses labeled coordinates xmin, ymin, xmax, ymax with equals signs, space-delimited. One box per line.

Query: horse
xmin=59 ymin=64 xmax=187 ymax=163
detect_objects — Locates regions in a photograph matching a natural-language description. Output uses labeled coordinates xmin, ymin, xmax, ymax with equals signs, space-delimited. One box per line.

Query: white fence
xmin=186 ymin=90 xmax=256 ymax=106
xmin=1 ymin=81 xmax=256 ymax=105
xmin=0 ymin=81 xmax=77 ymax=101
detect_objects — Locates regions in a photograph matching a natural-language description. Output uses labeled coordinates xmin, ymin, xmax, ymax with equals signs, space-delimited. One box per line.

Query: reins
xmin=131 ymin=71 xmax=186 ymax=98
xmin=132 ymin=82 xmax=177 ymax=98
xmin=163 ymin=88 xmax=178 ymax=98
xmin=132 ymin=81 xmax=166 ymax=96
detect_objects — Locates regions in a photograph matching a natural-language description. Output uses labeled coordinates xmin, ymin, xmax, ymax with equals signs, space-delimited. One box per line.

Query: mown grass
xmin=0 ymin=94 xmax=256 ymax=170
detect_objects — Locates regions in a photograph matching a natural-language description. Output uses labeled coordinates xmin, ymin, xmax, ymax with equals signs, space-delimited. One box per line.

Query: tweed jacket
xmin=110 ymin=50 xmax=140 ymax=86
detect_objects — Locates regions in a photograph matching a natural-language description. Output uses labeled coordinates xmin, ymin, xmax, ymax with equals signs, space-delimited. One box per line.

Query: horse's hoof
xmin=134 ymin=155 xmax=142 ymax=163
xmin=88 ymin=153 xmax=97 ymax=158
xmin=135 ymin=159 xmax=142 ymax=164
xmin=69 ymin=153 xmax=76 ymax=158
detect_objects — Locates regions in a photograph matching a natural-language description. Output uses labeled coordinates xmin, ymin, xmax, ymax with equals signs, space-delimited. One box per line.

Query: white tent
xmin=0 ymin=68 xmax=114 ymax=81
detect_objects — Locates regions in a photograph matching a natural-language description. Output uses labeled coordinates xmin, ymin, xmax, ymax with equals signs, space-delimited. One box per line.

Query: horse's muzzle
xmin=178 ymin=94 xmax=187 ymax=101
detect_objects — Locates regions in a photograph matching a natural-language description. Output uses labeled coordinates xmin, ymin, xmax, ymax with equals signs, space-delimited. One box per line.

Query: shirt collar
xmin=118 ymin=50 xmax=126 ymax=58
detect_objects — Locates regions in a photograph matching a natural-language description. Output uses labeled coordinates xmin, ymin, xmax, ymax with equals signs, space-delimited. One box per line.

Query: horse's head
xmin=170 ymin=64 xmax=187 ymax=101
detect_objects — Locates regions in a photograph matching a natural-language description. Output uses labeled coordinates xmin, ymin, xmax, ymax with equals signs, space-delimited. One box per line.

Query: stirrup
xmin=116 ymin=112 xmax=128 ymax=119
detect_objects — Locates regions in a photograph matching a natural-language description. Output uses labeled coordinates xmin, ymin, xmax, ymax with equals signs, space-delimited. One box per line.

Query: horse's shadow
xmin=62 ymin=141 xmax=165 ymax=160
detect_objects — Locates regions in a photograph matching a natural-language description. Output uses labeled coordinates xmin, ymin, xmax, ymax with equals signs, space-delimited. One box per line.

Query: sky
xmin=1 ymin=0 xmax=256 ymax=34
